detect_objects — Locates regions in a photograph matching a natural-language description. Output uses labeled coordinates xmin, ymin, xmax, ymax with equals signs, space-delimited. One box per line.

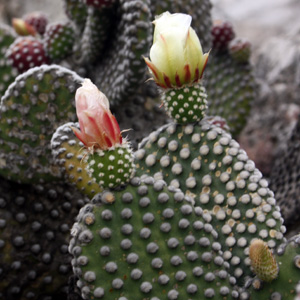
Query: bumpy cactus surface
xmin=0 ymin=64 xmax=82 ymax=184
xmin=70 ymin=176 xmax=238 ymax=300
xmin=135 ymin=118 xmax=286 ymax=283
xmin=0 ymin=176 xmax=87 ymax=300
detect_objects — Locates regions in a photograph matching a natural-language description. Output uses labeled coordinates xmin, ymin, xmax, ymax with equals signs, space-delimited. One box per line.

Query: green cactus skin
xmin=161 ymin=83 xmax=208 ymax=124
xmin=0 ymin=24 xmax=19 ymax=97
xmin=63 ymin=0 xmax=88 ymax=32
xmin=247 ymin=235 xmax=300 ymax=300
xmin=0 ymin=176 xmax=88 ymax=300
xmin=52 ymin=122 xmax=135 ymax=199
xmin=43 ymin=21 xmax=75 ymax=62
xmin=70 ymin=176 xmax=239 ymax=300
xmin=204 ymin=49 xmax=256 ymax=137
xmin=150 ymin=0 xmax=212 ymax=52
xmin=135 ymin=119 xmax=286 ymax=284
xmin=0 ymin=64 xmax=83 ymax=184
xmin=90 ymin=0 xmax=152 ymax=105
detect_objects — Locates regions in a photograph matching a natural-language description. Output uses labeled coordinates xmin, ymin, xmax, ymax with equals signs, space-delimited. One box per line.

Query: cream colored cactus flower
xmin=144 ymin=12 xmax=209 ymax=88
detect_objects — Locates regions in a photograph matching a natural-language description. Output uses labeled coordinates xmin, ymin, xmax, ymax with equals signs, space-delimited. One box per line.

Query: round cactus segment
xmin=0 ymin=65 xmax=83 ymax=184
xmin=204 ymin=49 xmax=256 ymax=137
xmin=6 ymin=36 xmax=50 ymax=73
xmin=43 ymin=22 xmax=75 ymax=61
xmin=51 ymin=122 xmax=102 ymax=199
xmin=70 ymin=176 xmax=237 ymax=299
xmin=136 ymin=119 xmax=286 ymax=284
xmin=162 ymin=83 xmax=208 ymax=124
xmin=249 ymin=235 xmax=300 ymax=300
xmin=91 ymin=0 xmax=152 ymax=105
xmin=211 ymin=20 xmax=235 ymax=51
xmin=84 ymin=143 xmax=135 ymax=189
xmin=23 ymin=11 xmax=49 ymax=35
xmin=0 ymin=176 xmax=88 ymax=299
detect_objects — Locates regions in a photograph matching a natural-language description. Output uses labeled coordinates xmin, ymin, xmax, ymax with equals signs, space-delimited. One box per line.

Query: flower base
xmin=85 ymin=142 xmax=135 ymax=189
xmin=162 ymin=83 xmax=207 ymax=124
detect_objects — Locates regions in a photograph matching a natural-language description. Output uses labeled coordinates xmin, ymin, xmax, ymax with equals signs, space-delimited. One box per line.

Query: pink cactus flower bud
xmin=72 ymin=79 xmax=122 ymax=150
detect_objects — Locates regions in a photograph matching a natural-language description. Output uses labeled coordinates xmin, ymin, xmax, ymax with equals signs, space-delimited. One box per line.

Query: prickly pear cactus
xmin=0 ymin=176 xmax=88 ymax=299
xmin=0 ymin=64 xmax=83 ymax=184
xmin=63 ymin=0 xmax=88 ymax=31
xmin=70 ymin=176 xmax=239 ymax=299
xmin=248 ymin=235 xmax=300 ymax=300
xmin=135 ymin=119 xmax=286 ymax=283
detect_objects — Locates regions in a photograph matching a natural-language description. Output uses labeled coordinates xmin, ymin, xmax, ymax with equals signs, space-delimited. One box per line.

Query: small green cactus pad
xmin=91 ymin=0 xmax=152 ymax=105
xmin=43 ymin=22 xmax=75 ymax=61
xmin=247 ymin=235 xmax=300 ymax=300
xmin=0 ymin=64 xmax=83 ymax=184
xmin=269 ymin=119 xmax=300 ymax=226
xmin=63 ymin=0 xmax=88 ymax=31
xmin=150 ymin=0 xmax=212 ymax=52
xmin=0 ymin=24 xmax=19 ymax=97
xmin=84 ymin=144 xmax=135 ymax=190
xmin=0 ymin=176 xmax=88 ymax=299
xmin=51 ymin=122 xmax=102 ymax=199
xmin=70 ymin=176 xmax=238 ymax=299
xmin=52 ymin=122 xmax=135 ymax=198
xmin=204 ymin=50 xmax=256 ymax=137
xmin=135 ymin=119 xmax=286 ymax=284
xmin=161 ymin=83 xmax=208 ymax=124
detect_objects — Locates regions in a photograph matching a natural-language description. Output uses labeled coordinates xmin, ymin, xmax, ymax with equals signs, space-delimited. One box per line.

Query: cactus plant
xmin=70 ymin=176 xmax=238 ymax=300
xmin=0 ymin=176 xmax=88 ymax=300
xmin=0 ymin=64 xmax=83 ymax=184
xmin=0 ymin=1 xmax=298 ymax=299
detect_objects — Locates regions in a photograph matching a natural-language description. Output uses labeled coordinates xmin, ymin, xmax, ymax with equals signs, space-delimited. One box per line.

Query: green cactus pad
xmin=135 ymin=119 xmax=286 ymax=283
xmin=204 ymin=50 xmax=256 ymax=137
xmin=0 ymin=176 xmax=88 ymax=299
xmin=91 ymin=0 xmax=152 ymax=105
xmin=162 ymin=83 xmax=207 ymax=124
xmin=248 ymin=235 xmax=300 ymax=300
xmin=44 ymin=21 xmax=75 ymax=61
xmin=51 ymin=122 xmax=102 ymax=199
xmin=70 ymin=176 xmax=238 ymax=299
xmin=0 ymin=24 xmax=19 ymax=97
xmin=0 ymin=64 xmax=83 ymax=184
xmin=150 ymin=0 xmax=212 ymax=52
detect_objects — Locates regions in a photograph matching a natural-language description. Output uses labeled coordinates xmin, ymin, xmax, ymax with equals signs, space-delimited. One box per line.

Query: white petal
xmin=153 ymin=12 xmax=191 ymax=43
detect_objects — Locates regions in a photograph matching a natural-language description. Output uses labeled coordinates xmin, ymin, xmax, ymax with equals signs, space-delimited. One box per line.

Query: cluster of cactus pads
xmin=0 ymin=0 xmax=299 ymax=300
